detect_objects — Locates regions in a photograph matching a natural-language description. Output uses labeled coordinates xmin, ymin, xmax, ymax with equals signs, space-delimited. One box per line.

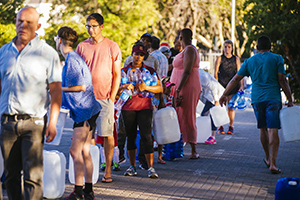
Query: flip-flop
xmin=189 ymin=153 xmax=200 ymax=159
xmin=102 ymin=177 xmax=113 ymax=183
xmin=271 ymin=168 xmax=281 ymax=174
xmin=263 ymin=158 xmax=270 ymax=168
xmin=157 ymin=159 xmax=166 ymax=164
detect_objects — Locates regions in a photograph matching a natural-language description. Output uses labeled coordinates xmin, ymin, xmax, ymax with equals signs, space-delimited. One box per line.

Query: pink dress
xmin=170 ymin=45 xmax=201 ymax=144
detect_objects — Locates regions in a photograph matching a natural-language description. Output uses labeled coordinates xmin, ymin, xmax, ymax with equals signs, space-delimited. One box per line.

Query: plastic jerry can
xmin=275 ymin=177 xmax=300 ymax=200
xmin=69 ymin=144 xmax=100 ymax=184
xmin=45 ymin=108 xmax=69 ymax=145
xmin=43 ymin=150 xmax=66 ymax=199
xmin=196 ymin=116 xmax=212 ymax=143
xmin=153 ymin=107 xmax=181 ymax=144
xmin=210 ymin=105 xmax=230 ymax=127
xmin=196 ymin=100 xmax=205 ymax=117
xmin=280 ymin=106 xmax=300 ymax=142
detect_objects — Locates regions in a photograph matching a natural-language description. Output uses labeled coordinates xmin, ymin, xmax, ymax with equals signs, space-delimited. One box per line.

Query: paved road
xmin=2 ymin=107 xmax=300 ymax=199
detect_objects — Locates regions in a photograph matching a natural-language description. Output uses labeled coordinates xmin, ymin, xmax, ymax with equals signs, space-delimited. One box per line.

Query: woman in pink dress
xmin=170 ymin=28 xmax=201 ymax=159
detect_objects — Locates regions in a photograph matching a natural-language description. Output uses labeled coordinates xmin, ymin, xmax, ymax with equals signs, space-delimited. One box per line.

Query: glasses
xmin=85 ymin=24 xmax=100 ymax=29
xmin=54 ymin=36 xmax=58 ymax=42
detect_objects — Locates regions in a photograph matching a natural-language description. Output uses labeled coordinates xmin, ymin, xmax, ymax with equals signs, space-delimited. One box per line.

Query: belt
xmin=2 ymin=114 xmax=32 ymax=121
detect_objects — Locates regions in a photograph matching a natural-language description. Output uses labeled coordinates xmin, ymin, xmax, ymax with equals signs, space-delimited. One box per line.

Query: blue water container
xmin=162 ymin=134 xmax=183 ymax=160
xmin=275 ymin=177 xmax=300 ymax=200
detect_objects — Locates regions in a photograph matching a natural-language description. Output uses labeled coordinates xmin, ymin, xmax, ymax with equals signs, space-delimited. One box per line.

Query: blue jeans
xmin=252 ymin=100 xmax=282 ymax=129
xmin=0 ymin=114 xmax=46 ymax=200
xmin=201 ymin=101 xmax=217 ymax=131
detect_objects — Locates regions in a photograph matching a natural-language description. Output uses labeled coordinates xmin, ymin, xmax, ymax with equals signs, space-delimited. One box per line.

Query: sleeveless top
xmin=217 ymin=55 xmax=240 ymax=95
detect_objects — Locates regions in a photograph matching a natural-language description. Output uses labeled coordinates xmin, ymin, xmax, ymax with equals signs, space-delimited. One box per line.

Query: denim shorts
xmin=252 ymin=100 xmax=282 ymax=129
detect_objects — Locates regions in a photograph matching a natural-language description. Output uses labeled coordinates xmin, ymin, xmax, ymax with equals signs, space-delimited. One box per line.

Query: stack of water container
xmin=115 ymin=68 xmax=158 ymax=111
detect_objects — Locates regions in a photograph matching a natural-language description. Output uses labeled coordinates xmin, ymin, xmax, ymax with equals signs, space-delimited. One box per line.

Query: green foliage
xmin=0 ymin=24 xmax=16 ymax=47
xmin=44 ymin=0 xmax=158 ymax=62
xmin=244 ymin=0 xmax=300 ymax=101
xmin=0 ymin=0 xmax=24 ymax=24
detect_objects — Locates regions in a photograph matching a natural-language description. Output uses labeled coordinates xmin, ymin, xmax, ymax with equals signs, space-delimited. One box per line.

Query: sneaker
xmin=63 ymin=191 xmax=83 ymax=200
xmin=148 ymin=167 xmax=158 ymax=178
xmin=217 ymin=126 xmax=225 ymax=134
xmin=119 ymin=157 xmax=126 ymax=165
xmin=205 ymin=136 xmax=216 ymax=144
xmin=113 ymin=161 xmax=120 ymax=171
xmin=83 ymin=191 xmax=95 ymax=200
xmin=124 ymin=165 xmax=137 ymax=176
xmin=138 ymin=163 xmax=148 ymax=170
xmin=227 ymin=126 xmax=234 ymax=135
xmin=100 ymin=162 xmax=106 ymax=171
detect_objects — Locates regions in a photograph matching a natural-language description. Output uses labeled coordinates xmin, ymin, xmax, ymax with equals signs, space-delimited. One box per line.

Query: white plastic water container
xmin=69 ymin=144 xmax=100 ymax=184
xmin=196 ymin=100 xmax=205 ymax=117
xmin=210 ymin=105 xmax=230 ymax=127
xmin=0 ymin=148 xmax=4 ymax=177
xmin=45 ymin=108 xmax=69 ymax=145
xmin=196 ymin=116 xmax=212 ymax=143
xmin=280 ymin=106 xmax=300 ymax=142
xmin=43 ymin=150 xmax=66 ymax=199
xmin=153 ymin=107 xmax=181 ymax=144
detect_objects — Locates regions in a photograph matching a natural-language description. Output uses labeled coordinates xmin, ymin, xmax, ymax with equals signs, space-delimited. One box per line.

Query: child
xmin=153 ymin=76 xmax=175 ymax=163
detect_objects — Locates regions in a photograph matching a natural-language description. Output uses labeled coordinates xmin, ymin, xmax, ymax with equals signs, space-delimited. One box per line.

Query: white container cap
xmin=288 ymin=181 xmax=298 ymax=186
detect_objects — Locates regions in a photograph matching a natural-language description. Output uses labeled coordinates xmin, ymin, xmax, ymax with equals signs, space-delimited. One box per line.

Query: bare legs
xmin=103 ymin=135 xmax=115 ymax=179
xmin=260 ymin=127 xmax=280 ymax=171
xmin=69 ymin=123 xmax=93 ymax=185
xmin=189 ymin=143 xmax=199 ymax=159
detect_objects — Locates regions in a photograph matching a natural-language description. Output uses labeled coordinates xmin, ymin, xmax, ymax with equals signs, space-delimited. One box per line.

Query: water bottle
xmin=141 ymin=68 xmax=151 ymax=97
xmin=120 ymin=69 xmax=128 ymax=85
xmin=228 ymin=93 xmax=238 ymax=110
xmin=127 ymin=68 xmax=133 ymax=83
xmin=148 ymin=72 xmax=158 ymax=98
xmin=115 ymin=89 xmax=132 ymax=111
xmin=237 ymin=91 xmax=246 ymax=110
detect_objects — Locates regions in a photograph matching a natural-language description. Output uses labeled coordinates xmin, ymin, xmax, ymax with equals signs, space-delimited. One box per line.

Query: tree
xmin=244 ymin=0 xmax=300 ymax=101
xmin=0 ymin=0 xmax=24 ymax=47
xmin=44 ymin=0 xmax=158 ymax=61
xmin=153 ymin=0 xmax=247 ymax=57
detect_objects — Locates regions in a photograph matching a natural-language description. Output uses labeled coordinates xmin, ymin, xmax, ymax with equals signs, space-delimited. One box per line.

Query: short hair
xmin=257 ymin=35 xmax=271 ymax=50
xmin=86 ymin=13 xmax=104 ymax=25
xmin=180 ymin=28 xmax=193 ymax=42
xmin=57 ymin=26 xmax=78 ymax=47
xmin=151 ymin=36 xmax=160 ymax=50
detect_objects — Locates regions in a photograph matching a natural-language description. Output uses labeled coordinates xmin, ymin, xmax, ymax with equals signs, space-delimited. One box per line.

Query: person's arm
xmin=45 ymin=82 xmax=62 ymax=142
xmin=175 ymin=46 xmax=196 ymax=106
xmin=137 ymin=78 xmax=163 ymax=94
xmin=219 ymin=74 xmax=244 ymax=106
xmin=278 ymin=72 xmax=293 ymax=107
xmin=214 ymin=56 xmax=222 ymax=81
xmin=236 ymin=56 xmax=244 ymax=90
xmin=110 ymin=59 xmax=122 ymax=102
xmin=62 ymin=85 xmax=86 ymax=92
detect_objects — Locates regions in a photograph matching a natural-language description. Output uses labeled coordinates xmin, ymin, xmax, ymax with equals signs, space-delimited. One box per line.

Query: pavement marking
xmin=223 ymin=136 xmax=232 ymax=140
xmin=214 ymin=149 xmax=225 ymax=155
xmin=233 ymin=136 xmax=248 ymax=140
xmin=193 ymin=169 xmax=204 ymax=175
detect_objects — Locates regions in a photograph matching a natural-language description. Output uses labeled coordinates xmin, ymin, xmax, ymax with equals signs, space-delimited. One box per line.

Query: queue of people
xmin=0 ymin=6 xmax=293 ymax=200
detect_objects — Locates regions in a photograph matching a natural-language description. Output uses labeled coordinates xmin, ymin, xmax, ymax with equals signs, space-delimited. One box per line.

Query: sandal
xmin=189 ymin=153 xmax=199 ymax=159
xmin=270 ymin=168 xmax=281 ymax=174
xmin=157 ymin=159 xmax=166 ymax=164
xmin=263 ymin=158 xmax=270 ymax=168
xmin=102 ymin=176 xmax=113 ymax=183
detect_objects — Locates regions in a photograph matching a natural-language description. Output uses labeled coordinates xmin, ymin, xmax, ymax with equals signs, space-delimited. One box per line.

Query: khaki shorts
xmin=96 ymin=99 xmax=114 ymax=137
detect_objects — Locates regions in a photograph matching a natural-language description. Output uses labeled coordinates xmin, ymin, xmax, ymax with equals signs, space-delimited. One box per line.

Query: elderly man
xmin=0 ymin=6 xmax=62 ymax=199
